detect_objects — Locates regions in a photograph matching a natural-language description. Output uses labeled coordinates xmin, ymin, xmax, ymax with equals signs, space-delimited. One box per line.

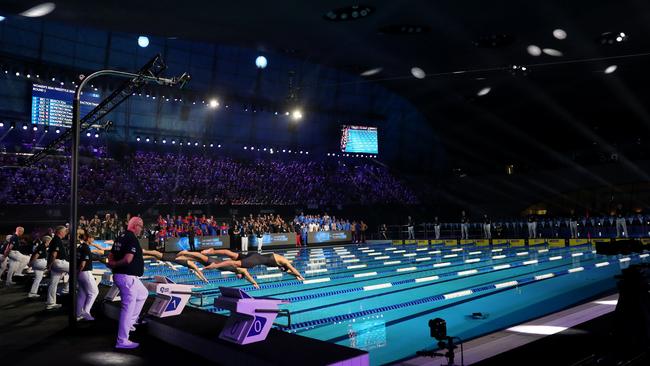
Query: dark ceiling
xmin=2 ymin=1 xmax=650 ymax=174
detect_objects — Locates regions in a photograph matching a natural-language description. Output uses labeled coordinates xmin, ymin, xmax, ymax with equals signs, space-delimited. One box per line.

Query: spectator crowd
xmin=0 ymin=151 xmax=418 ymax=205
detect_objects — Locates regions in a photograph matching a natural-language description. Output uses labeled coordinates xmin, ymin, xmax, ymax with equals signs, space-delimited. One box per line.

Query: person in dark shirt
xmin=615 ymin=206 xmax=628 ymax=238
xmin=107 ymin=216 xmax=147 ymax=349
xmin=406 ymin=216 xmax=415 ymax=240
xmin=527 ymin=214 xmax=537 ymax=238
xmin=28 ymin=235 xmax=52 ymax=298
xmin=460 ymin=211 xmax=469 ymax=239
xmin=482 ymin=214 xmax=492 ymax=239
xmin=45 ymin=226 xmax=70 ymax=310
xmin=569 ymin=210 xmax=579 ymax=238
xmin=6 ymin=226 xmax=28 ymax=285
xmin=433 ymin=217 xmax=441 ymax=240
xmin=380 ymin=224 xmax=388 ymax=240
xmin=77 ymin=233 xmax=99 ymax=321
xmin=188 ymin=226 xmax=196 ymax=251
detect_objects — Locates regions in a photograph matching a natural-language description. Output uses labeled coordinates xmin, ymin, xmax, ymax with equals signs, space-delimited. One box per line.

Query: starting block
xmin=215 ymin=286 xmax=290 ymax=345
xmin=145 ymin=276 xmax=197 ymax=318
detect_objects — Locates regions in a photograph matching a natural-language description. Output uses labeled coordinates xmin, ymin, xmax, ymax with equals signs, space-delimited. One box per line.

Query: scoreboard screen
xmin=340 ymin=125 xmax=378 ymax=154
xmin=31 ymin=83 xmax=101 ymax=127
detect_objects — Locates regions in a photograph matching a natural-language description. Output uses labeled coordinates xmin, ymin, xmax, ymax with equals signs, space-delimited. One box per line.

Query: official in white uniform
xmin=6 ymin=226 xmax=28 ymax=285
xmin=108 ymin=217 xmax=147 ymax=349
xmin=0 ymin=235 xmax=10 ymax=278
xmin=28 ymin=236 xmax=51 ymax=298
xmin=46 ymin=226 xmax=70 ymax=310
xmin=77 ymin=233 xmax=99 ymax=321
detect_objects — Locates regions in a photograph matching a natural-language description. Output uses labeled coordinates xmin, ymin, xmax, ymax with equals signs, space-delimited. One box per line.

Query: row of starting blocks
xmin=103 ymin=275 xmax=289 ymax=345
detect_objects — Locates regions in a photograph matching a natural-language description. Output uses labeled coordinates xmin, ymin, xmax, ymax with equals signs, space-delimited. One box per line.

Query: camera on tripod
xmin=416 ymin=318 xmax=462 ymax=366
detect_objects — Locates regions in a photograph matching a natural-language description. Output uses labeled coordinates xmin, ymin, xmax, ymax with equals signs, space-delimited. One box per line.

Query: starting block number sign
xmin=247 ymin=316 xmax=267 ymax=337
xmin=221 ymin=315 xmax=271 ymax=344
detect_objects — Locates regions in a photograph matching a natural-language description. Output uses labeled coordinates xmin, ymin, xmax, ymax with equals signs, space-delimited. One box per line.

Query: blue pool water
xmin=125 ymin=242 xmax=648 ymax=365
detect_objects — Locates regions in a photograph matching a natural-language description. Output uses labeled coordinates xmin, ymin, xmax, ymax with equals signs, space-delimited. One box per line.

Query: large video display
xmin=340 ymin=125 xmax=378 ymax=154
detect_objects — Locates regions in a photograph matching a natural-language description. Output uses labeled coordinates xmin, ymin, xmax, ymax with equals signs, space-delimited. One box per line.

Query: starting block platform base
xmin=101 ymin=286 xmax=368 ymax=366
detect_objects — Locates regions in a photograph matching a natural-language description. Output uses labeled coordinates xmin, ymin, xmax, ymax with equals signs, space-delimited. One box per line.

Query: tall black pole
xmin=67 ymin=69 xmax=184 ymax=327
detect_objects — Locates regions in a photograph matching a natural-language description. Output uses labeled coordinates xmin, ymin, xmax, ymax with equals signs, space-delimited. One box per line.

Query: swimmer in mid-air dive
xmin=142 ymin=249 xmax=259 ymax=287
xmin=193 ymin=248 xmax=304 ymax=284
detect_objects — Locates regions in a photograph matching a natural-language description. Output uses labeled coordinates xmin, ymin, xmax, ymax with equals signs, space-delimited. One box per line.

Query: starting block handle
xmin=255 ymin=308 xmax=291 ymax=328
xmin=171 ymin=290 xmax=195 ymax=295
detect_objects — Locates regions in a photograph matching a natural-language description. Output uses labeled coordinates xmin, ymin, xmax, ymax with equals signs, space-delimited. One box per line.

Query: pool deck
xmin=395 ymin=293 xmax=619 ymax=365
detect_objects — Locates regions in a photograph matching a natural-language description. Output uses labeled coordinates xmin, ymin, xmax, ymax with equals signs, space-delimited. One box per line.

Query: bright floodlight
xmin=360 ymin=67 xmax=382 ymax=76
xmin=477 ymin=87 xmax=491 ymax=96
xmin=604 ymin=65 xmax=617 ymax=74
xmin=0 ymin=16 xmax=5 ymax=22
xmin=291 ymin=109 xmax=303 ymax=121
xmin=138 ymin=36 xmax=150 ymax=48
xmin=255 ymin=56 xmax=268 ymax=69
xmin=553 ymin=29 xmax=567 ymax=40
xmin=20 ymin=3 xmax=56 ymax=17
xmin=209 ymin=99 xmax=219 ymax=108
xmin=411 ymin=67 xmax=426 ymax=79
xmin=542 ymin=48 xmax=563 ymax=57
xmin=527 ymin=45 xmax=542 ymax=56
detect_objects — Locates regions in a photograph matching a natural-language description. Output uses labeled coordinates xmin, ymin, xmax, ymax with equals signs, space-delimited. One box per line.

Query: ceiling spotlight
xmin=553 ymin=29 xmax=567 ymax=40
xmin=15 ymin=72 xmax=20 ymax=76
xmin=0 ymin=122 xmax=3 ymax=127
xmin=244 ymin=146 xmax=248 ymax=150
xmin=136 ymin=136 xmax=141 ymax=142
xmin=282 ymin=149 xmax=286 ymax=153
xmin=477 ymin=87 xmax=491 ymax=96
xmin=22 ymin=124 xmax=28 ymax=130
xmin=145 ymin=137 xmax=150 ymax=142
xmin=411 ymin=67 xmax=426 ymax=79
xmin=255 ymin=56 xmax=268 ymax=69
xmin=542 ymin=48 xmax=563 ymax=57
xmin=291 ymin=109 xmax=303 ymax=121
xmin=32 ymin=125 xmax=38 ymax=131
xmin=162 ymin=139 xmax=167 ymax=144
xmin=250 ymin=147 xmax=255 ymax=150
xmin=194 ymin=142 xmax=199 ymax=146
xmin=360 ymin=67 xmax=382 ymax=77
xmin=94 ymin=133 xmax=99 ymax=138
xmin=26 ymin=74 xmax=31 ymax=78
xmin=55 ymin=128 xmax=60 ymax=133
xmin=598 ymin=31 xmax=628 ymax=45
xmin=86 ymin=132 xmax=91 ymax=137
xmin=20 ymin=3 xmax=56 ymax=17
xmin=138 ymin=36 xmax=150 ymax=48
xmin=172 ymin=140 xmax=176 ymax=144
xmin=209 ymin=99 xmax=219 ymax=108
xmin=527 ymin=45 xmax=542 ymax=56
xmin=0 ymin=16 xmax=5 ymax=22
xmin=209 ymin=143 xmax=213 ymax=147
xmin=604 ymin=65 xmax=618 ymax=74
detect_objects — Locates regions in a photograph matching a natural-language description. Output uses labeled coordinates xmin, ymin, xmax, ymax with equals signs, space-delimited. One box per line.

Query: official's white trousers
xmin=46 ymin=259 xmax=69 ymax=305
xmin=113 ymin=273 xmax=148 ymax=344
xmin=7 ymin=251 xmax=31 ymax=284
xmin=29 ymin=258 xmax=47 ymax=295
xmin=77 ymin=270 xmax=99 ymax=317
